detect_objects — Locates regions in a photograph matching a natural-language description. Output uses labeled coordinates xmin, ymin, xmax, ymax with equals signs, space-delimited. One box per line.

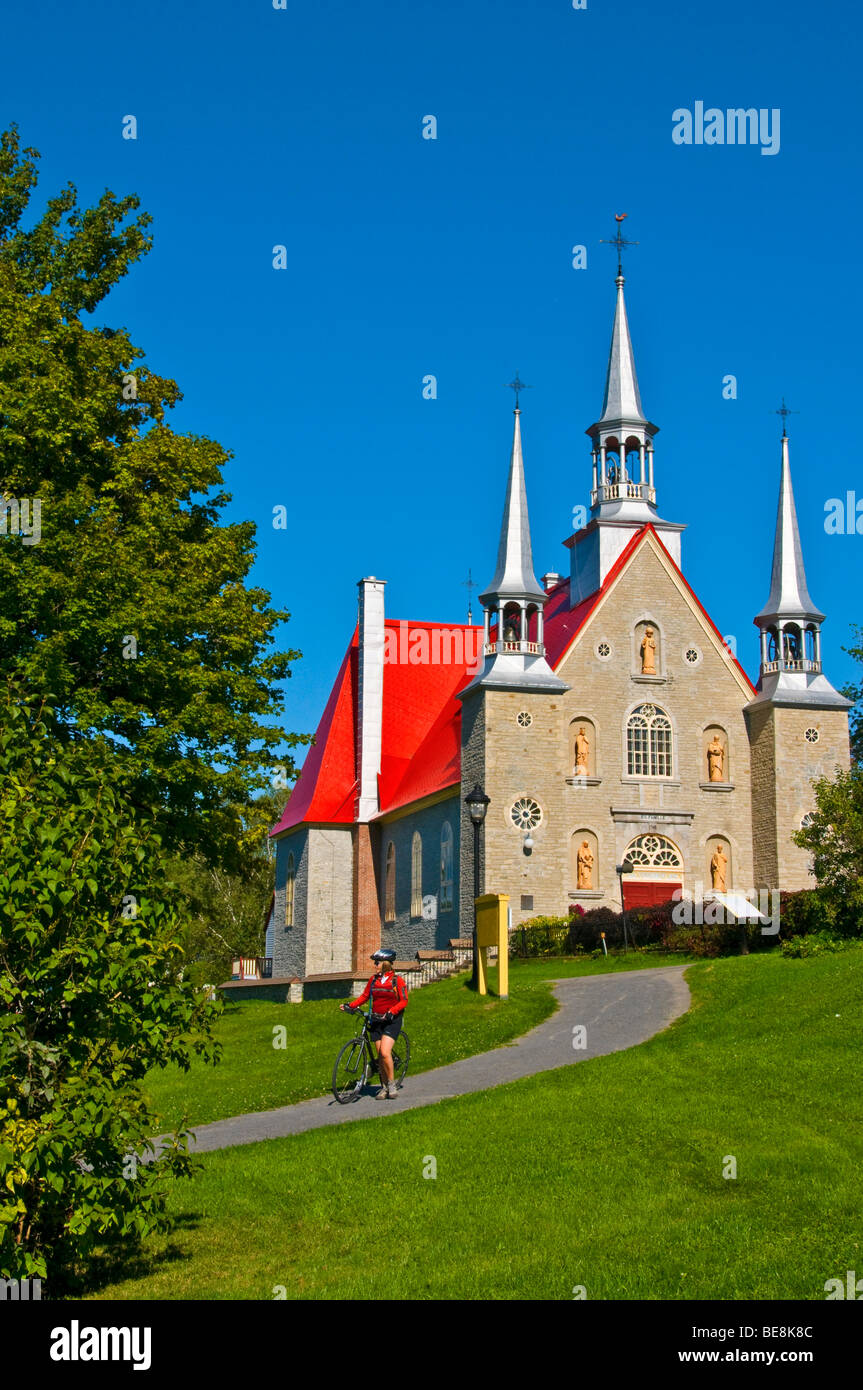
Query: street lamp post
xmin=616 ymin=859 xmax=635 ymax=953
xmin=464 ymin=783 xmax=491 ymax=990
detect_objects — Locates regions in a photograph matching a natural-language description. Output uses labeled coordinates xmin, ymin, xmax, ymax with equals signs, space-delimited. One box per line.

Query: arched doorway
xmin=621 ymin=833 xmax=683 ymax=908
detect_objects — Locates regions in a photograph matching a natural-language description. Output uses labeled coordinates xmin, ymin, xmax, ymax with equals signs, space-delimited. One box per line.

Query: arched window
xmin=385 ymin=842 xmax=396 ymax=922
xmin=627 ymin=703 xmax=672 ymax=778
xmin=624 ymin=834 xmax=683 ymax=870
xmin=285 ymin=853 xmax=295 ymax=927
xmin=411 ymin=831 xmax=422 ymax=918
xmin=440 ymin=821 xmax=453 ymax=912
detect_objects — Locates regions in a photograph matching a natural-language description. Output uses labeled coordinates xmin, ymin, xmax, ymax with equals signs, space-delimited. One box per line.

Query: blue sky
xmin=5 ymin=0 xmax=861 ymax=770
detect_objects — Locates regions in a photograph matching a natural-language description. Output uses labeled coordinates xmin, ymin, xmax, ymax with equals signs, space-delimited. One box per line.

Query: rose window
xmin=511 ymin=798 xmax=542 ymax=830
xmin=517 ymin=712 xmax=533 ymax=728
xmin=804 ymin=727 xmax=819 ymax=744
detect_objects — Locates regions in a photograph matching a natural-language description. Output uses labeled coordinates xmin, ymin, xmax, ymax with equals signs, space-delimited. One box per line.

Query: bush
xmin=510 ymin=916 xmax=571 ymax=957
xmin=0 ymin=687 xmax=221 ymax=1287
xmin=779 ymin=932 xmax=861 ymax=959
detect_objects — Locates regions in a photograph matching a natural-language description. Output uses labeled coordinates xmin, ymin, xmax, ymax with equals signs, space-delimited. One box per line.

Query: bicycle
xmin=332 ymin=1007 xmax=410 ymax=1104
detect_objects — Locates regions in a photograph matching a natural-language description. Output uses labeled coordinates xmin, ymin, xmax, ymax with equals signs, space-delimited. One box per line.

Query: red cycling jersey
xmin=349 ymin=970 xmax=408 ymax=1018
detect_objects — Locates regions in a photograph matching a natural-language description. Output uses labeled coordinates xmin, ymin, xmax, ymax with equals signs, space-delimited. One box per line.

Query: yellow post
xmin=475 ymin=893 xmax=510 ymax=999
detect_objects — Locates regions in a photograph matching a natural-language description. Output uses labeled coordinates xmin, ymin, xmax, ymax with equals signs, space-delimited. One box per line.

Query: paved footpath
xmin=167 ymin=966 xmax=690 ymax=1157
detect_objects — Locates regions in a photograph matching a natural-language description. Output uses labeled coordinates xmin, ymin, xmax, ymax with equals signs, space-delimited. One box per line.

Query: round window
xmin=804 ymin=727 xmax=820 ymax=744
xmin=510 ymin=798 xmax=542 ymax=831
xmin=517 ymin=711 xmax=532 ymax=728
xmin=595 ymin=640 xmax=612 ymax=661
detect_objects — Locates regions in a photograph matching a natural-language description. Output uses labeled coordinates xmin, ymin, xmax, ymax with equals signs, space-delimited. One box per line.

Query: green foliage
xmin=779 ymin=933 xmax=862 ymax=959
xmin=793 ymin=765 xmax=863 ymax=926
xmin=0 ymin=685 xmax=222 ymax=1287
xmin=841 ymin=623 xmax=863 ymax=763
xmin=0 ymin=125 xmax=309 ymax=866
xmin=170 ymin=788 xmax=288 ymax=985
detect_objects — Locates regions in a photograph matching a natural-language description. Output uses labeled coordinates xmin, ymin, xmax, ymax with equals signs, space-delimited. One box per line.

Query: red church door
xmin=622 ymin=880 xmax=681 ymax=910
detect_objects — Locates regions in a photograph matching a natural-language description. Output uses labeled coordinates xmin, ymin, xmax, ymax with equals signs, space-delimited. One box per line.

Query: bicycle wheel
xmin=332 ymin=1037 xmax=369 ymax=1103
xmin=391 ymin=1031 xmax=410 ymax=1086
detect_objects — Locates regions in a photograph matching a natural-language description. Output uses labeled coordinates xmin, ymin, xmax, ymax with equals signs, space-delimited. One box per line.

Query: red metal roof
xmin=271 ymin=527 xmax=753 ymax=836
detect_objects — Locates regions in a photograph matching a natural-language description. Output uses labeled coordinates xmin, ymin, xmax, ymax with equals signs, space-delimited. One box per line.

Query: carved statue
xmin=710 ymin=845 xmax=728 ymax=892
xmin=707 ymin=734 xmax=725 ymax=783
xmin=640 ymin=626 xmax=657 ymax=674
xmin=577 ymin=840 xmax=594 ymax=890
xmin=574 ymin=726 xmax=590 ymax=777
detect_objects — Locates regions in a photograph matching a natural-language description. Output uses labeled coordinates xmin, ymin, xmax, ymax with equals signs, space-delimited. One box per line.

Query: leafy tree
xmin=841 ymin=625 xmax=863 ymax=763
xmin=0 ymin=124 xmax=308 ymax=866
xmin=793 ymin=765 xmax=863 ymax=930
xmin=170 ymin=787 xmax=289 ymax=985
xmin=0 ymin=684 xmax=221 ymax=1288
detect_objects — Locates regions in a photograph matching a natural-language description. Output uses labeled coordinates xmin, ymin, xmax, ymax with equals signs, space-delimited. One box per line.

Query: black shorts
xmin=370 ymin=1014 xmax=403 ymax=1043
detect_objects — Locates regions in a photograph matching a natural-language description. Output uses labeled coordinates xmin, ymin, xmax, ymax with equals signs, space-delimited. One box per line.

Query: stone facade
xmin=273 ymin=825 xmax=353 ymax=978
xmin=378 ymin=793 xmax=461 ymax=957
xmin=748 ymin=703 xmax=851 ymax=889
xmin=458 ymin=532 xmax=758 ymax=928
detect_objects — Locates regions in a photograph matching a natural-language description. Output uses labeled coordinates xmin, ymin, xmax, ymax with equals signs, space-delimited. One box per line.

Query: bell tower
xmin=746 ymin=420 xmax=851 ymax=889
xmin=569 ymin=219 xmax=685 ymax=606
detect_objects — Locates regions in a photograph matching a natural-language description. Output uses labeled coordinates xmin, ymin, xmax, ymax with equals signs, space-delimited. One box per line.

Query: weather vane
xmin=463 ymin=568 xmax=478 ymax=625
xmin=774 ymin=397 xmax=799 ymax=437
xmin=505 ymin=371 xmax=532 ymax=409
xmin=600 ymin=213 xmax=639 ymax=276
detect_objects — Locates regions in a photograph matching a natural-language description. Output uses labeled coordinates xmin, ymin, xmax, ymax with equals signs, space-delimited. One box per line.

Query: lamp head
xmin=464 ymin=783 xmax=491 ymax=825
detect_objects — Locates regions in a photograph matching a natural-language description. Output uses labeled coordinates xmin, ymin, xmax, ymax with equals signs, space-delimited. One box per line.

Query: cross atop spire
xmin=504 ymin=371 xmax=532 ymax=409
xmin=600 ymin=213 xmax=639 ymax=277
xmin=774 ymin=397 xmax=799 ymax=438
xmin=749 ymin=424 xmax=850 ymax=711
xmin=461 ymin=405 xmax=569 ymax=697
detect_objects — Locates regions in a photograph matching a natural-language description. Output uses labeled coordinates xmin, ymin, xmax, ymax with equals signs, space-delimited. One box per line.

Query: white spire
xmin=755 ymin=434 xmax=823 ymax=625
xmin=598 ymin=274 xmax=647 ymax=428
xmin=750 ymin=429 xmax=850 ymax=711
xmin=461 ymin=405 xmax=569 ymax=699
xmin=479 ymin=409 xmax=545 ymax=605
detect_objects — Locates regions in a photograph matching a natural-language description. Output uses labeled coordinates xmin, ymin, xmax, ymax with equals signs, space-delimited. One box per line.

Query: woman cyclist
xmin=341 ymin=948 xmax=408 ymax=1099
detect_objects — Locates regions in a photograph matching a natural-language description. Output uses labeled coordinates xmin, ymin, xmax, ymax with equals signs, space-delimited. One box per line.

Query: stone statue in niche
xmin=574 ymin=727 xmax=590 ymax=777
xmin=710 ymin=845 xmax=728 ymax=892
xmin=577 ymin=840 xmax=594 ymax=890
xmin=707 ymin=734 xmax=726 ymax=783
xmin=640 ymin=626 xmax=657 ymax=674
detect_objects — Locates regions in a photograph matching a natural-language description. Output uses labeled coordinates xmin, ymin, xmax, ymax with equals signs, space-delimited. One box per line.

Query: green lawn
xmin=90 ymin=948 xmax=863 ymax=1300
xmin=142 ymin=964 xmax=554 ymax=1131
xmin=143 ymin=951 xmax=683 ymax=1132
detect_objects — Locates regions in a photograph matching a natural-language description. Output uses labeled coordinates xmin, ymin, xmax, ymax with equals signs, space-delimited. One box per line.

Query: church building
xmin=268 ymin=262 xmax=851 ymax=980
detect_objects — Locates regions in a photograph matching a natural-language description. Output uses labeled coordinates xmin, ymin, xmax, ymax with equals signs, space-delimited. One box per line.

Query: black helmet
xmin=371 ymin=948 xmax=397 ymax=964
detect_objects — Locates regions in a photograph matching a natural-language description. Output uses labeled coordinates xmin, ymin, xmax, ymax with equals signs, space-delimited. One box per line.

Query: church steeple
xmin=750 ymin=427 xmax=850 ymax=709
xmin=585 ymin=267 xmax=660 ymax=522
xmin=568 ymin=223 xmax=684 ymax=608
xmin=479 ymin=407 xmax=545 ymax=607
xmin=462 ymin=405 xmax=568 ymax=697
